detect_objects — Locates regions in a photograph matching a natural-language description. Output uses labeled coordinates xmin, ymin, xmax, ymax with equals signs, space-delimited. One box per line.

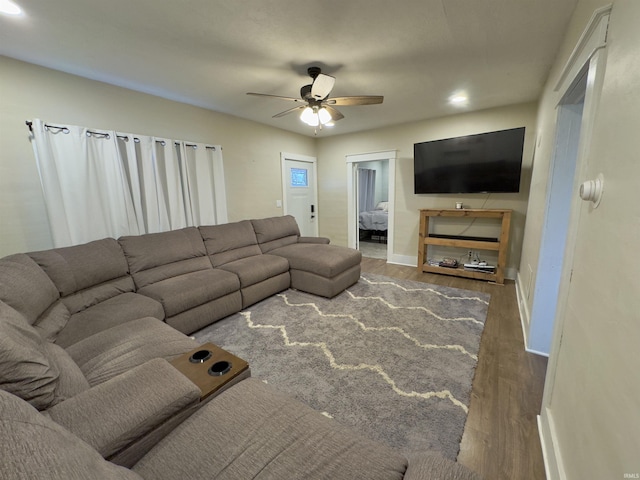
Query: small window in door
xmin=290 ymin=168 xmax=308 ymax=187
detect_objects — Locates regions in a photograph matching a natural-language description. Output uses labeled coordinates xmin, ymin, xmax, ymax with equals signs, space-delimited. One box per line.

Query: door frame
xmin=346 ymin=150 xmax=396 ymax=262
xmin=535 ymin=6 xmax=610 ymax=479
xmin=281 ymin=152 xmax=319 ymax=236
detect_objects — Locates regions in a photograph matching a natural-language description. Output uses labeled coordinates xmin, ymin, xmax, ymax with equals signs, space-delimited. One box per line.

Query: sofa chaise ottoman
xmin=251 ymin=215 xmax=362 ymax=298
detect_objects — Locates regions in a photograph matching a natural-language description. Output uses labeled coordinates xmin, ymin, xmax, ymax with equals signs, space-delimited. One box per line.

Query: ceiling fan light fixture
xmin=249 ymin=66 xmax=382 ymax=131
xmin=317 ymin=107 xmax=332 ymax=125
xmin=300 ymin=106 xmax=319 ymax=126
xmin=0 ymin=0 xmax=23 ymax=15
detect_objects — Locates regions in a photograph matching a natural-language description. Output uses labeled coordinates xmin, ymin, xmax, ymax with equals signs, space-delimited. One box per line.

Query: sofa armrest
xmin=45 ymin=357 xmax=200 ymax=459
xmin=404 ymin=453 xmax=484 ymax=480
xmin=298 ymin=236 xmax=330 ymax=244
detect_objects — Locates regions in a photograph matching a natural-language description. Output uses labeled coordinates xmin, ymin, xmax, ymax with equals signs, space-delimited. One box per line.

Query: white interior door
xmin=281 ymin=153 xmax=318 ymax=237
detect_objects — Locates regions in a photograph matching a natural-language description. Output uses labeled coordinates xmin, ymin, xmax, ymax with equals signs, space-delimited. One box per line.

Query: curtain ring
xmin=45 ymin=125 xmax=70 ymax=134
xmin=86 ymin=131 xmax=111 ymax=139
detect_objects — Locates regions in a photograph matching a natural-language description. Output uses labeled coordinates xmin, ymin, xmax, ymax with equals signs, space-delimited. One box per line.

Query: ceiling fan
xmin=247 ymin=66 xmax=383 ymax=130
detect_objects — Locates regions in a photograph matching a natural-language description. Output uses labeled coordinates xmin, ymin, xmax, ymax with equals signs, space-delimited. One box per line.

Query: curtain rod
xmin=25 ymin=120 xmax=217 ymax=150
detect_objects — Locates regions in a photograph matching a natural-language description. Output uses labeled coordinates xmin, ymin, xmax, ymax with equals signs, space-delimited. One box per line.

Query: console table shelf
xmin=417 ymin=208 xmax=512 ymax=284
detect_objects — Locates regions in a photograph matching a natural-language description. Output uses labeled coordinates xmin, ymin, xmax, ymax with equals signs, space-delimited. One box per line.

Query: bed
xmin=359 ymin=209 xmax=388 ymax=231
xmin=359 ymin=202 xmax=388 ymax=241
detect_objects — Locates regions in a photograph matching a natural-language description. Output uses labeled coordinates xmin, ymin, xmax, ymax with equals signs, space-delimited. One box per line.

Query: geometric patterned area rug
xmin=193 ymin=273 xmax=490 ymax=461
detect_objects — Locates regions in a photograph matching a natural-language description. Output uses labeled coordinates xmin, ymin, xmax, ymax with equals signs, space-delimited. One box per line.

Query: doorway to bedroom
xmin=356 ymin=161 xmax=389 ymax=260
xmin=346 ymin=150 xmax=396 ymax=263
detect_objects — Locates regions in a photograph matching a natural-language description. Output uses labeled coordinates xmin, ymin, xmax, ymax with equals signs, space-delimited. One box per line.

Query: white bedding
xmin=359 ymin=210 xmax=388 ymax=231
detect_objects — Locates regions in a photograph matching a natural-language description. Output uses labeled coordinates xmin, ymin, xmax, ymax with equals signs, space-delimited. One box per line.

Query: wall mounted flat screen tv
xmin=414 ymin=127 xmax=525 ymax=194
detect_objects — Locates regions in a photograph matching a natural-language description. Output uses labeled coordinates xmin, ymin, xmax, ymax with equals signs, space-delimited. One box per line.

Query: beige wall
xmin=522 ymin=0 xmax=640 ymax=477
xmin=1 ymin=54 xmax=537 ymax=275
xmin=0 ymin=56 xmax=315 ymax=257
xmin=317 ymin=103 xmax=538 ymax=276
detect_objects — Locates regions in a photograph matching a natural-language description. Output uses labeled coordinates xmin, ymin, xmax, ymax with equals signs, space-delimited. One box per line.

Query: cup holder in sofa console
xmin=189 ymin=349 xmax=212 ymax=364
xmin=208 ymin=361 xmax=232 ymax=376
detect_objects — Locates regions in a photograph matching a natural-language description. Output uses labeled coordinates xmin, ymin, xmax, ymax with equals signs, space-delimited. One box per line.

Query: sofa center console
xmin=170 ymin=342 xmax=250 ymax=402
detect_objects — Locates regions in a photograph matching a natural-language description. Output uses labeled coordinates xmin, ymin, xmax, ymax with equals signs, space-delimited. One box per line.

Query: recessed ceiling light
xmin=0 ymin=0 xmax=22 ymax=15
xmin=449 ymin=93 xmax=468 ymax=106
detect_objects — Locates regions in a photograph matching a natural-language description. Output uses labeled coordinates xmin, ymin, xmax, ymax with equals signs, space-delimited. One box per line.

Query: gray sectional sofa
xmin=0 ymin=215 xmax=481 ymax=480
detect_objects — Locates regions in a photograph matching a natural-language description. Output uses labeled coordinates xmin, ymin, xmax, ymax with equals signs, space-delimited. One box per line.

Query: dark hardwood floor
xmin=360 ymin=257 xmax=548 ymax=480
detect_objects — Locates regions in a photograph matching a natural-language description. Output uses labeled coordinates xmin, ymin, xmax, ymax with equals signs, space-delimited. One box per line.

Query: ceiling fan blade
xmin=246 ymin=92 xmax=306 ymax=103
xmin=273 ymin=105 xmax=306 ymax=118
xmin=311 ymin=74 xmax=335 ymax=100
xmin=326 ymin=95 xmax=384 ymax=106
xmin=324 ymin=106 xmax=344 ymax=122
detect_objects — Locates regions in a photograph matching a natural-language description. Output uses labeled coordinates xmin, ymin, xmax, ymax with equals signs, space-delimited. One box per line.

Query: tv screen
xmin=414 ymin=127 xmax=525 ymax=194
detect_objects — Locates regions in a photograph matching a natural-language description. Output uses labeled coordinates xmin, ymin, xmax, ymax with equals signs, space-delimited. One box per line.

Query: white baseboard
xmin=504 ymin=266 xmax=516 ymax=281
xmin=515 ymin=271 xmax=550 ymax=357
xmin=515 ymin=270 xmax=531 ymax=346
xmin=387 ymin=253 xmax=417 ymax=267
xmin=538 ymin=409 xmax=567 ymax=480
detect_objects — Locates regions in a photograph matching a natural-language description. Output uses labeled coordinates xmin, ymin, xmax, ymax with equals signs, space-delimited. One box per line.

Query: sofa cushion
xmin=251 ymin=215 xmax=301 ymax=253
xmin=0 ymin=254 xmax=59 ymax=325
xmin=200 ymin=220 xmax=263 ymax=267
xmin=28 ymin=238 xmax=131 ymax=300
xmin=218 ymin=254 xmax=290 ymax=288
xmin=66 ymin=317 xmax=198 ymax=386
xmin=137 ymin=269 xmax=239 ymax=318
xmin=0 ymin=389 xmax=142 ymax=480
xmin=290 ymin=265 xmax=361 ymax=299
xmin=0 ymin=301 xmax=58 ymax=410
xmin=45 ymin=358 xmax=200 ymax=461
xmin=33 ymin=301 xmax=71 ymax=343
xmin=41 ymin=342 xmax=90 ymax=403
xmin=54 ymin=292 xmax=165 ymax=349
xmin=271 ymin=243 xmax=362 ymax=277
xmin=62 ymin=275 xmax=137 ymax=316
xmin=119 ymin=227 xmax=209 ymax=289
xmin=134 ymin=378 xmax=407 ymax=480
xmin=163 ymin=291 xmax=243 ymax=334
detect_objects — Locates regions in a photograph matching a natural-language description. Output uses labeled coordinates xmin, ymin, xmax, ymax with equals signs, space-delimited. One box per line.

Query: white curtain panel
xmin=116 ymin=134 xmax=147 ymax=234
xmin=31 ymin=119 xmax=140 ymax=247
xmin=31 ymin=119 xmax=227 ymax=247
xmin=357 ymin=168 xmax=377 ymax=213
xmin=124 ymin=135 xmax=187 ymax=233
xmin=178 ymin=143 xmax=227 ymax=226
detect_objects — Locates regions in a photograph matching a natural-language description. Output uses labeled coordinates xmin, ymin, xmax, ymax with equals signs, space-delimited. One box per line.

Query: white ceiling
xmin=1 ymin=0 xmax=577 ymax=137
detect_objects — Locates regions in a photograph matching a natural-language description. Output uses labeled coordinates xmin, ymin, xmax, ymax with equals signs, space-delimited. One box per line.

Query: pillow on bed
xmin=375 ymin=201 xmax=389 ymax=212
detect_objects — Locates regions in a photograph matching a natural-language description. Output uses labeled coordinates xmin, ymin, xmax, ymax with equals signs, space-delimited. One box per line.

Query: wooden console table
xmin=417 ymin=208 xmax=511 ymax=284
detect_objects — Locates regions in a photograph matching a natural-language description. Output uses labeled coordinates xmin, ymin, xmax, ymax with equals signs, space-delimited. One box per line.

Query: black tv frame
xmin=414 ymin=127 xmax=525 ymax=194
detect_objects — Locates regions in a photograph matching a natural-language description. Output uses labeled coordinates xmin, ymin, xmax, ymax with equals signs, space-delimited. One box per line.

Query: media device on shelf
xmin=414 ymin=127 xmax=525 ymax=194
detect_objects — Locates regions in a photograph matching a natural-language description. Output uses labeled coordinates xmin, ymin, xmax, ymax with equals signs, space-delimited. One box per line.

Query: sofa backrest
xmin=0 ymin=253 xmax=60 ymax=325
xmin=199 ymin=220 xmax=262 ymax=267
xmin=251 ymin=216 xmax=301 ymax=253
xmin=0 ymin=389 xmax=142 ymax=479
xmin=28 ymin=238 xmax=135 ymax=315
xmin=119 ymin=227 xmax=212 ymax=290
xmin=0 ymin=300 xmax=89 ymax=411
